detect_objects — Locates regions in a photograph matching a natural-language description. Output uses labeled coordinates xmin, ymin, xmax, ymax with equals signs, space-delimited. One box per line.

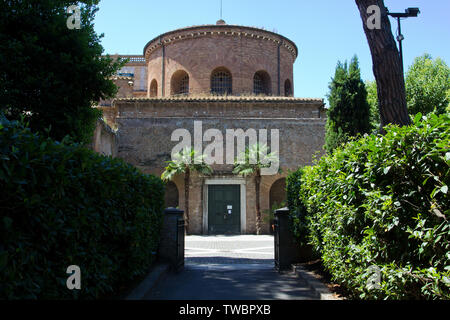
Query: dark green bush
xmin=286 ymin=168 xmax=309 ymax=246
xmin=0 ymin=117 xmax=165 ymax=299
xmin=289 ymin=113 xmax=449 ymax=299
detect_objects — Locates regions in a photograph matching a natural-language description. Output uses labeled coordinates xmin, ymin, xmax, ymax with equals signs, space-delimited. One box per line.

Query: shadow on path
xmin=145 ymin=257 xmax=316 ymax=300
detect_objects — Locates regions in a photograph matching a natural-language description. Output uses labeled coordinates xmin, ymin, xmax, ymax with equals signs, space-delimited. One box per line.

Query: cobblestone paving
xmin=185 ymin=235 xmax=274 ymax=265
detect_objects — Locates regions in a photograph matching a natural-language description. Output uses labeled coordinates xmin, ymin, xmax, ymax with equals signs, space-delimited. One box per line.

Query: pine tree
xmin=355 ymin=0 xmax=411 ymax=129
xmin=325 ymin=56 xmax=372 ymax=153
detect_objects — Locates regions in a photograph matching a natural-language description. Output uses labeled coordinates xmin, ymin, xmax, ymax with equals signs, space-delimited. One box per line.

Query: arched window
xmin=211 ymin=67 xmax=232 ymax=95
xmin=171 ymin=70 xmax=189 ymax=95
xmin=284 ymin=79 xmax=292 ymax=97
xmin=150 ymin=79 xmax=158 ymax=97
xmin=253 ymin=71 xmax=271 ymax=95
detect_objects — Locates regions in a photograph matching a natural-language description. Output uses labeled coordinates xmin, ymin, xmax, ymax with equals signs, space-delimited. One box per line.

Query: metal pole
xmin=161 ymin=43 xmax=165 ymax=96
xmin=397 ymin=17 xmax=404 ymax=75
xmin=277 ymin=40 xmax=281 ymax=96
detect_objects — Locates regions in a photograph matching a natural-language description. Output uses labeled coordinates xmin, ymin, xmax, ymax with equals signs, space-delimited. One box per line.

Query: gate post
xmin=274 ymin=207 xmax=312 ymax=271
xmin=159 ymin=207 xmax=185 ymax=271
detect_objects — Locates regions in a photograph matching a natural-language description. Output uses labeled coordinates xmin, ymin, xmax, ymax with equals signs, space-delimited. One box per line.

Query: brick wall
xmin=91 ymin=119 xmax=118 ymax=157
xmin=113 ymin=98 xmax=326 ymax=234
xmin=98 ymin=77 xmax=134 ymax=107
xmin=144 ymin=24 xmax=297 ymax=97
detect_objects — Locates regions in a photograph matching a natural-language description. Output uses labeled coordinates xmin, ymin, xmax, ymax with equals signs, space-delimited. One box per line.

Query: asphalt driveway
xmin=145 ymin=235 xmax=317 ymax=300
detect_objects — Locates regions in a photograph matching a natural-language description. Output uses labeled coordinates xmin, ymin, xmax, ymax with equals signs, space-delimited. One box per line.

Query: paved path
xmin=185 ymin=235 xmax=274 ymax=265
xmin=145 ymin=235 xmax=317 ymax=300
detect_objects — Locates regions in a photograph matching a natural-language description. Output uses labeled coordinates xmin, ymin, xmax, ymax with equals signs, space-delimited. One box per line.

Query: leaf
xmin=431 ymin=187 xmax=440 ymax=198
xmin=434 ymin=235 xmax=442 ymax=244
xmin=414 ymin=112 xmax=423 ymax=125
xmin=383 ymin=166 xmax=391 ymax=175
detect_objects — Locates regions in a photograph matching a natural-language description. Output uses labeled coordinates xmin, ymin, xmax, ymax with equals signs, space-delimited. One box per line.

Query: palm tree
xmin=161 ymin=147 xmax=213 ymax=232
xmin=233 ymin=143 xmax=279 ymax=235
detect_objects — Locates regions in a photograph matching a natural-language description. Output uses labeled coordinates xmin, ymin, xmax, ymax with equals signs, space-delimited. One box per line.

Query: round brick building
xmin=95 ymin=21 xmax=326 ymax=235
xmin=143 ymin=20 xmax=298 ymax=98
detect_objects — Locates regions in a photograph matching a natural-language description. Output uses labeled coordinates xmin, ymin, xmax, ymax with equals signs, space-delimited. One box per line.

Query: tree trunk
xmin=355 ymin=0 xmax=411 ymax=129
xmin=255 ymin=170 xmax=262 ymax=235
xmin=184 ymin=168 xmax=190 ymax=233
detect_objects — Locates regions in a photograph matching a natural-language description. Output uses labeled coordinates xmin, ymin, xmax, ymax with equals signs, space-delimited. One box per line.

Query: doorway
xmin=208 ymin=185 xmax=241 ymax=235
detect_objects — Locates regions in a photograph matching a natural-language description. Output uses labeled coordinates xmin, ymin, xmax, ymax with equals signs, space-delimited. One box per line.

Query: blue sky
xmin=94 ymin=0 xmax=450 ymax=103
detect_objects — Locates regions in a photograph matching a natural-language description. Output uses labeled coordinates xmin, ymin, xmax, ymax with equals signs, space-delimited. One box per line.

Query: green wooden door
xmin=208 ymin=185 xmax=241 ymax=235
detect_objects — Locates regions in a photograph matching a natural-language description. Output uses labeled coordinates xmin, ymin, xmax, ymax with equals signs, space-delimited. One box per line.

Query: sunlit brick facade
xmin=94 ymin=21 xmax=326 ymax=235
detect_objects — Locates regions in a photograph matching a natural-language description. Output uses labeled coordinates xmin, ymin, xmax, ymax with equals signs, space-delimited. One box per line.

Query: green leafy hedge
xmin=0 ymin=117 xmax=165 ymax=299
xmin=286 ymin=168 xmax=310 ymax=247
xmin=288 ymin=113 xmax=449 ymax=299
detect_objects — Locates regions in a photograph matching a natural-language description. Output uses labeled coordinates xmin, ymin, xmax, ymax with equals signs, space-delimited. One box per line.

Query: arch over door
xmin=165 ymin=181 xmax=179 ymax=208
xmin=270 ymin=178 xmax=287 ymax=209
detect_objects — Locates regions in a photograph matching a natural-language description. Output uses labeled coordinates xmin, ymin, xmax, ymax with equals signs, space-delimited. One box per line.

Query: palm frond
xmin=233 ymin=143 xmax=279 ymax=175
xmin=161 ymin=146 xmax=213 ymax=180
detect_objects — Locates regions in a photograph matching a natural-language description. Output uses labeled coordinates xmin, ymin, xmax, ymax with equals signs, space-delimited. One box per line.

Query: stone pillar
xmin=274 ymin=207 xmax=313 ymax=271
xmin=159 ymin=207 xmax=185 ymax=271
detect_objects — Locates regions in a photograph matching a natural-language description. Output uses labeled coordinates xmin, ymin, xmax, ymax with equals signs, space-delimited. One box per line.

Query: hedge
xmin=286 ymin=168 xmax=310 ymax=247
xmin=288 ymin=113 xmax=449 ymax=299
xmin=0 ymin=117 xmax=165 ymax=299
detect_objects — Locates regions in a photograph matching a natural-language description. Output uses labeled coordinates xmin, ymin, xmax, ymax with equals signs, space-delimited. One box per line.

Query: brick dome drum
xmin=143 ymin=23 xmax=298 ymax=97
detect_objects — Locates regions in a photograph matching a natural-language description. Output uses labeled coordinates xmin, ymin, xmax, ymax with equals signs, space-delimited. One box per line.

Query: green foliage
xmin=286 ymin=168 xmax=309 ymax=246
xmin=161 ymin=147 xmax=213 ymax=182
xmin=367 ymin=54 xmax=449 ymax=127
xmin=286 ymin=168 xmax=303 ymax=211
xmin=0 ymin=116 xmax=165 ymax=299
xmin=232 ymin=143 xmax=279 ymax=177
xmin=325 ymin=56 xmax=372 ymax=153
xmin=447 ymin=89 xmax=450 ymax=113
xmin=289 ymin=113 xmax=450 ymax=299
xmin=233 ymin=143 xmax=279 ymax=235
xmin=0 ymin=0 xmax=123 ymax=144
xmin=161 ymin=147 xmax=212 ymax=231
xmin=365 ymin=80 xmax=380 ymax=130
xmin=406 ymin=54 xmax=450 ymax=116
